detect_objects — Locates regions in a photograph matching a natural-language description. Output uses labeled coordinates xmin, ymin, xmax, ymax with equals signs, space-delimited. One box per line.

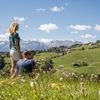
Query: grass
xmin=3 ymin=48 xmax=100 ymax=74
xmin=34 ymin=52 xmax=59 ymax=61
xmin=0 ymin=47 xmax=100 ymax=99
xmin=0 ymin=73 xmax=100 ymax=100
xmin=53 ymin=48 xmax=100 ymax=74
xmin=2 ymin=48 xmax=100 ymax=74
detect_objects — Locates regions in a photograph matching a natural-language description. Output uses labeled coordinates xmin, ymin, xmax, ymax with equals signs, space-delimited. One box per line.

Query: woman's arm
xmin=15 ymin=39 xmax=21 ymax=59
xmin=15 ymin=39 xmax=20 ymax=52
xmin=9 ymin=41 xmax=11 ymax=49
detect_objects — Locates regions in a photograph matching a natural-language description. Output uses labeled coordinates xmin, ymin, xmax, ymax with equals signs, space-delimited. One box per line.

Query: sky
xmin=0 ymin=0 xmax=100 ymax=43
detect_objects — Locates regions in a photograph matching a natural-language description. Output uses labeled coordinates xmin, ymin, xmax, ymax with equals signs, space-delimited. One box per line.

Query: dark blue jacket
xmin=17 ymin=59 xmax=35 ymax=73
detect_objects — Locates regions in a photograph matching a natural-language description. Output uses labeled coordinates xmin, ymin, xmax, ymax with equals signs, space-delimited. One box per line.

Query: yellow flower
xmin=49 ymin=83 xmax=66 ymax=90
xmin=11 ymin=82 xmax=15 ymax=85
xmin=49 ymin=83 xmax=59 ymax=89
xmin=60 ymin=84 xmax=66 ymax=89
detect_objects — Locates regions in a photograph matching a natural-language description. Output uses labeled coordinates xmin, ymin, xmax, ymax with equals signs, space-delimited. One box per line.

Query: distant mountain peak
xmin=0 ymin=40 xmax=82 ymax=52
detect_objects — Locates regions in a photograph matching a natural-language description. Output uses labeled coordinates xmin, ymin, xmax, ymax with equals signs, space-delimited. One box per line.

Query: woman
xmin=8 ymin=22 xmax=20 ymax=78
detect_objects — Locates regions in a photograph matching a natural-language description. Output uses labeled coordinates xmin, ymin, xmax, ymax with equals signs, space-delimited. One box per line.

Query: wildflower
xmin=94 ymin=75 xmax=98 ymax=78
xmin=35 ymin=73 xmax=40 ymax=80
xmin=18 ymin=74 xmax=21 ymax=77
xmin=49 ymin=67 xmax=52 ymax=71
xmin=30 ymin=81 xmax=34 ymax=87
xmin=20 ymin=79 xmax=25 ymax=82
xmin=98 ymin=90 xmax=100 ymax=95
xmin=80 ymin=82 xmax=87 ymax=96
xmin=49 ymin=83 xmax=60 ymax=90
xmin=60 ymin=84 xmax=66 ymax=89
xmin=80 ymin=82 xmax=84 ymax=87
xmin=90 ymin=74 xmax=94 ymax=81
xmin=43 ymin=71 xmax=46 ymax=74
xmin=2 ymin=71 xmax=5 ymax=75
xmin=60 ymin=77 xmax=63 ymax=82
xmin=49 ymin=83 xmax=57 ymax=88
xmin=11 ymin=82 xmax=15 ymax=85
xmin=66 ymin=74 xmax=69 ymax=78
xmin=80 ymin=74 xmax=84 ymax=78
xmin=71 ymin=72 xmax=76 ymax=76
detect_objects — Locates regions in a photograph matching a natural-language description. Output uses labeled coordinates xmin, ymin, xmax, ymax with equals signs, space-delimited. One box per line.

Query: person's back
xmin=9 ymin=32 xmax=20 ymax=51
xmin=17 ymin=58 xmax=35 ymax=73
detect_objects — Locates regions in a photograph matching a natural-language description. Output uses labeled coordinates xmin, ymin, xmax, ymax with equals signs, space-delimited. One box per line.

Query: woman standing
xmin=8 ymin=22 xmax=20 ymax=78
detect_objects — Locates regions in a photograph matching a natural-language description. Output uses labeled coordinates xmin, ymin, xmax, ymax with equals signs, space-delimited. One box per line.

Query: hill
xmin=32 ymin=43 xmax=100 ymax=74
xmin=53 ymin=47 xmax=100 ymax=74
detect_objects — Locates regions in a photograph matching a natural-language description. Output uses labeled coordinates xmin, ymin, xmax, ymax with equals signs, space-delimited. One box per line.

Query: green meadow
xmin=0 ymin=45 xmax=100 ymax=100
xmin=53 ymin=48 xmax=100 ymax=74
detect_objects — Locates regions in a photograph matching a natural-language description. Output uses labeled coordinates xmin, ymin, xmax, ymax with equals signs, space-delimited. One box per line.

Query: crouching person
xmin=16 ymin=50 xmax=35 ymax=76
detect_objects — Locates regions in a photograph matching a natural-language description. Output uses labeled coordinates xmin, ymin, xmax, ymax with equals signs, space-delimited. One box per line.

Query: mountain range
xmin=0 ymin=40 xmax=82 ymax=52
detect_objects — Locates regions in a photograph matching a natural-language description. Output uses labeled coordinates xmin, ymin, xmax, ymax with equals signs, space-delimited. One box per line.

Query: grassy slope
xmin=34 ymin=52 xmax=59 ymax=60
xmin=53 ymin=48 xmax=100 ymax=74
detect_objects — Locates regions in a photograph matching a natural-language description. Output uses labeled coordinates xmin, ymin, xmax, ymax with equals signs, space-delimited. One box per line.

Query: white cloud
xmin=39 ymin=38 xmax=53 ymax=44
xmin=36 ymin=8 xmax=46 ymax=12
xmin=14 ymin=16 xmax=25 ymax=22
xmin=94 ymin=24 xmax=100 ymax=31
xmin=80 ymin=34 xmax=96 ymax=39
xmin=0 ymin=33 xmax=9 ymax=41
xmin=68 ymin=25 xmax=92 ymax=31
xmin=38 ymin=23 xmax=58 ymax=33
xmin=51 ymin=6 xmax=64 ymax=12
xmin=70 ymin=31 xmax=78 ymax=34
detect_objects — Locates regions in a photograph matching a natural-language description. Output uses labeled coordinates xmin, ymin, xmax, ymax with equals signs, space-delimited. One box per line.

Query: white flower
xmin=98 ymin=90 xmax=100 ymax=95
xmin=72 ymin=72 xmax=76 ymax=76
xmin=30 ymin=81 xmax=34 ymax=87
xmin=60 ymin=77 xmax=63 ymax=82
xmin=35 ymin=73 xmax=40 ymax=80
xmin=20 ymin=79 xmax=25 ymax=82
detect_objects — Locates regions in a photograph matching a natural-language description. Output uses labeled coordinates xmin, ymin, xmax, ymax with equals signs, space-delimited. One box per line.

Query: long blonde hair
xmin=8 ymin=22 xmax=19 ymax=34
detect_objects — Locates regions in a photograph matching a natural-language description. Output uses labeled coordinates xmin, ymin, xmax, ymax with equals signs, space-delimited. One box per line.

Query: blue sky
xmin=0 ymin=0 xmax=100 ymax=43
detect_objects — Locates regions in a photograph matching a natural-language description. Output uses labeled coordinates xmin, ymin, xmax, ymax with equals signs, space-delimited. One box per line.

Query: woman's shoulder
xmin=14 ymin=32 xmax=19 ymax=36
xmin=14 ymin=32 xmax=20 ymax=39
